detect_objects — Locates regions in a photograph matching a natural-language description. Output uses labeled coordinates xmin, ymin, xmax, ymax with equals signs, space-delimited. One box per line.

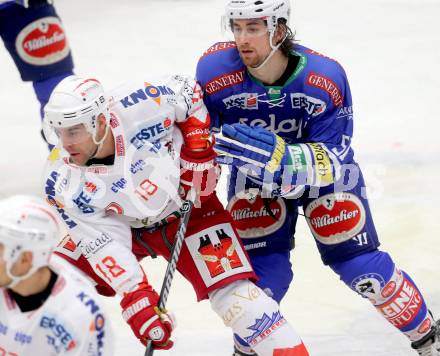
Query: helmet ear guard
xmin=0 ymin=195 xmax=61 ymax=287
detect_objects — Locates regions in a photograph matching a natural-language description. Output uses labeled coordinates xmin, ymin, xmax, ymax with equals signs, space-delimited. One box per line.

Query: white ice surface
xmin=0 ymin=1 xmax=439 ymax=355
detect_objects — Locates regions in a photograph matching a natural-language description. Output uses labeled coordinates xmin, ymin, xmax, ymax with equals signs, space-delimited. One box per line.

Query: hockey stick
xmin=144 ymin=196 xmax=195 ymax=356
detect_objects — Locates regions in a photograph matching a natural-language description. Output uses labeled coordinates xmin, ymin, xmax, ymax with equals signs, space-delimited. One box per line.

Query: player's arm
xmin=214 ymin=66 xmax=354 ymax=196
xmin=54 ymin=211 xmax=175 ymax=350
xmin=172 ymin=75 xmax=219 ymax=204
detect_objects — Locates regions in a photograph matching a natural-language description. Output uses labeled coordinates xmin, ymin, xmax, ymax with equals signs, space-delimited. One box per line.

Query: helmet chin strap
xmin=90 ymin=123 xmax=110 ymax=160
xmin=5 ymin=259 xmax=35 ymax=289
xmin=250 ymin=29 xmax=288 ymax=71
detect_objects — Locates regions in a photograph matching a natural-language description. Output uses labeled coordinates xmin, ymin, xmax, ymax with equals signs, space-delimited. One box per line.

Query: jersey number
xmin=135 ymin=179 xmax=158 ymax=201
xmin=96 ymin=256 xmax=126 ymax=283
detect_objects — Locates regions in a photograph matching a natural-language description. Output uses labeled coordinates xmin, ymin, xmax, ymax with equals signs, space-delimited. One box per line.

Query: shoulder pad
xmin=196 ymin=42 xmax=244 ymax=87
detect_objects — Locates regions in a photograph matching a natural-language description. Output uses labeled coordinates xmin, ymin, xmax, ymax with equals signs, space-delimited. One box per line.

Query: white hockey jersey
xmin=43 ymin=75 xmax=209 ymax=296
xmin=0 ymin=255 xmax=113 ymax=356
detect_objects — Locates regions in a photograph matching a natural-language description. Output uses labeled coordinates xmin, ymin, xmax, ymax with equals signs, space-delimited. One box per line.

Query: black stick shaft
xmin=144 ymin=200 xmax=194 ymax=356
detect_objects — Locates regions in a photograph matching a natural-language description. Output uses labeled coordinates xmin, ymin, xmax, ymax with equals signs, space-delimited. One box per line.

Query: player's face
xmin=231 ymin=19 xmax=272 ymax=67
xmin=58 ymin=124 xmax=98 ymax=165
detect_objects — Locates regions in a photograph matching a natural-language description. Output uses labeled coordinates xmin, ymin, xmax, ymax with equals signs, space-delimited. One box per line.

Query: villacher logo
xmin=16 ymin=17 xmax=70 ymax=66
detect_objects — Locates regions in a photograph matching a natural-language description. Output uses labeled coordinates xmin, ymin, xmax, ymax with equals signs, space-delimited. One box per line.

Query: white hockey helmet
xmin=223 ymin=0 xmax=291 ymax=70
xmin=0 ymin=195 xmax=61 ymax=287
xmin=224 ymin=0 xmax=290 ymax=33
xmin=43 ymin=75 xmax=110 ymax=146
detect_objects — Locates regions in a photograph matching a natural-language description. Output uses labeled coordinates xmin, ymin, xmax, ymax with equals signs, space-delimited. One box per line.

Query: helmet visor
xmin=222 ymin=17 xmax=269 ymax=40
xmin=43 ymin=122 xmax=93 ymax=147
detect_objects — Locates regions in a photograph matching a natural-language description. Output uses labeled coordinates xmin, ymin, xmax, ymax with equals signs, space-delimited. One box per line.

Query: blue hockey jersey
xmin=196 ymin=42 xmax=380 ymax=264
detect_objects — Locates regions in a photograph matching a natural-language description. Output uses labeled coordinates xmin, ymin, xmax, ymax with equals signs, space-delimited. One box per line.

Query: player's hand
xmin=214 ymin=123 xmax=288 ymax=185
xmin=180 ymin=144 xmax=220 ymax=207
xmin=121 ymin=286 xmax=176 ymax=349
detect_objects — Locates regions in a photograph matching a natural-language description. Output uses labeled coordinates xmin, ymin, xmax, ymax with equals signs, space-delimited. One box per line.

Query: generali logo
xmin=15 ymin=17 xmax=70 ymax=66
xmin=306 ymin=72 xmax=343 ymax=107
xmin=200 ymin=41 xmax=236 ymax=58
xmin=204 ymin=69 xmax=245 ymax=95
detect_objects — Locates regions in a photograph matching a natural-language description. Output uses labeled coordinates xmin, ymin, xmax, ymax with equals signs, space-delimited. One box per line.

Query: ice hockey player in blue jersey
xmin=196 ymin=1 xmax=440 ymax=355
xmin=0 ymin=0 xmax=74 ymax=138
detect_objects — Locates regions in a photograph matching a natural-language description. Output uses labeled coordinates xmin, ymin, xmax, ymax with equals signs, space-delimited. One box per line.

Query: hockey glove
xmin=180 ymin=144 xmax=220 ymax=207
xmin=121 ymin=285 xmax=175 ymax=349
xmin=214 ymin=123 xmax=288 ymax=185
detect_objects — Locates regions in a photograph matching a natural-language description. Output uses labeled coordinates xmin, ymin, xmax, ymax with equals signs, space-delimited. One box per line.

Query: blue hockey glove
xmin=214 ymin=123 xmax=288 ymax=185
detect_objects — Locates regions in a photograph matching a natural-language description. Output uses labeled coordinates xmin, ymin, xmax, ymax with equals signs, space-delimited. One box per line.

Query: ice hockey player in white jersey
xmin=0 ymin=194 xmax=113 ymax=356
xmin=41 ymin=75 xmax=310 ymax=355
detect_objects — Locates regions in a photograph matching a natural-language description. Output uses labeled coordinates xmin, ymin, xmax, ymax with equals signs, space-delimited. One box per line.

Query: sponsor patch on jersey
xmin=204 ymin=69 xmax=245 ymax=95
xmin=86 ymin=165 xmax=109 ymax=175
xmin=130 ymin=159 xmax=146 ymax=174
xmin=239 ymin=115 xmax=303 ymax=138
xmin=376 ymin=275 xmax=424 ymax=329
xmin=80 ymin=233 xmax=112 ymax=259
xmin=290 ymin=93 xmax=326 ymax=117
xmin=244 ymin=311 xmax=287 ymax=347
xmin=57 ymin=234 xmax=77 ymax=252
xmin=115 ymin=134 xmax=125 ymax=156
xmin=111 ymin=178 xmax=127 ymax=193
xmin=286 ymin=144 xmax=307 ymax=174
xmin=306 ymin=72 xmax=343 ymax=107
xmin=45 ymin=171 xmax=77 ymax=229
xmin=0 ymin=320 xmax=8 ymax=335
xmin=227 ymin=195 xmax=286 ymax=238
xmin=109 ymin=112 xmax=120 ymax=128
xmin=40 ymin=315 xmax=76 ymax=352
xmin=222 ymin=283 xmax=262 ymax=326
xmin=73 ymin=191 xmax=95 ymax=214
xmin=130 ymin=118 xmax=172 ymax=150
xmin=105 ymin=202 xmax=124 ymax=216
xmin=337 ymin=105 xmax=353 ymax=119
xmin=305 ymin=192 xmax=366 ymax=245
xmin=351 ymin=273 xmax=386 ymax=304
xmin=119 ymin=82 xmax=175 ymax=108
xmin=222 ymin=92 xmax=259 ymax=110
xmin=77 ymin=292 xmax=106 ymax=355
xmin=308 ymin=143 xmax=333 ymax=184
xmin=84 ymin=181 xmax=98 ymax=195
xmin=13 ymin=331 xmax=32 ymax=346
xmin=15 ymin=16 xmax=70 ymax=66
xmin=185 ymin=223 xmax=252 ymax=287
xmin=200 ymin=41 xmax=237 ymax=58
